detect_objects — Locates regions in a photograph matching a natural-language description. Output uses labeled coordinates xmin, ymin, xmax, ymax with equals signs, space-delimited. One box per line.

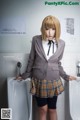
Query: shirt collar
xmin=42 ymin=39 xmax=57 ymax=44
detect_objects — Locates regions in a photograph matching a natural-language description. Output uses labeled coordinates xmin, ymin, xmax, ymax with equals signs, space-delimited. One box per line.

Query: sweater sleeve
xmin=58 ymin=61 xmax=69 ymax=81
xmin=58 ymin=41 xmax=70 ymax=81
xmin=21 ymin=37 xmax=36 ymax=79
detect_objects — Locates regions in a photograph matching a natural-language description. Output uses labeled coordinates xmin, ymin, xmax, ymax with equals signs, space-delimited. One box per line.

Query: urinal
xmin=7 ymin=77 xmax=32 ymax=120
xmin=69 ymin=77 xmax=80 ymax=120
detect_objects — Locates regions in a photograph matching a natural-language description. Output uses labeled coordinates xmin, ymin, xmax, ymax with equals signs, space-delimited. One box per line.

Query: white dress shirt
xmin=42 ymin=39 xmax=57 ymax=60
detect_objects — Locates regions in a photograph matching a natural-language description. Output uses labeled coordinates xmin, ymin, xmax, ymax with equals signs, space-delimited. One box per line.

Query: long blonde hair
xmin=41 ymin=15 xmax=61 ymax=41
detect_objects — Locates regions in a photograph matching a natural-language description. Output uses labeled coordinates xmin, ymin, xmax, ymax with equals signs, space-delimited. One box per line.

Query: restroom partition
xmin=7 ymin=77 xmax=32 ymax=120
xmin=2 ymin=53 xmax=32 ymax=120
xmin=69 ymin=79 xmax=80 ymax=120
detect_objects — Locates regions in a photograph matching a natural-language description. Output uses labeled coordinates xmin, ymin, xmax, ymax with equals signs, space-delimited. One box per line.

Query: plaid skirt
xmin=30 ymin=78 xmax=64 ymax=98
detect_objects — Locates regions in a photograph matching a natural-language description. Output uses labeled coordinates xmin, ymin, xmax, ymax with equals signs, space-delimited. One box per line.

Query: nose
xmin=49 ymin=29 xmax=53 ymax=35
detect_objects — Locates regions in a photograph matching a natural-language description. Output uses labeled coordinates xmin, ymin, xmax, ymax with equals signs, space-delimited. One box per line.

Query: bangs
xmin=44 ymin=18 xmax=56 ymax=29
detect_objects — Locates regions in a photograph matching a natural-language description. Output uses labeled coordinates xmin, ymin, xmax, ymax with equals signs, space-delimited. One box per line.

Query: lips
xmin=49 ymin=36 xmax=53 ymax=37
xmin=48 ymin=36 xmax=53 ymax=39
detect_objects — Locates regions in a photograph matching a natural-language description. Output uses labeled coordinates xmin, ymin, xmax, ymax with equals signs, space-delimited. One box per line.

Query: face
xmin=45 ymin=28 xmax=55 ymax=40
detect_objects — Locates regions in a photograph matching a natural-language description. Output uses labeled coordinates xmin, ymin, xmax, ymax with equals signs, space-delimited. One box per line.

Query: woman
xmin=18 ymin=15 xmax=76 ymax=120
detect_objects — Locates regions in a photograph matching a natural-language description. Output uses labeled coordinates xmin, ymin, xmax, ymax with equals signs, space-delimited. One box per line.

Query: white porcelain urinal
xmin=7 ymin=77 xmax=32 ymax=120
xmin=69 ymin=77 xmax=80 ymax=120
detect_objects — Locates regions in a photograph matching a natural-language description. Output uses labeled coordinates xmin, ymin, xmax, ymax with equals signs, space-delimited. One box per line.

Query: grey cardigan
xmin=22 ymin=35 xmax=69 ymax=81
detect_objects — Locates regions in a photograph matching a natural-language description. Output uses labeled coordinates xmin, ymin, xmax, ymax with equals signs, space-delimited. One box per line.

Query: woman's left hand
xmin=69 ymin=76 xmax=77 ymax=81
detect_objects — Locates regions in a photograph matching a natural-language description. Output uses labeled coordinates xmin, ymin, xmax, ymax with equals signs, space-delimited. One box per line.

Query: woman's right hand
xmin=15 ymin=76 xmax=23 ymax=80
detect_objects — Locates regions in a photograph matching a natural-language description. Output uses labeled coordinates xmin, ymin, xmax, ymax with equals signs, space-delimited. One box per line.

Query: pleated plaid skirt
xmin=30 ymin=78 xmax=64 ymax=98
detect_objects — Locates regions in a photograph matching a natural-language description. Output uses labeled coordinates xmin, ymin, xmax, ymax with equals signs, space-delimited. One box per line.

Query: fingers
xmin=69 ymin=76 xmax=77 ymax=81
xmin=15 ymin=76 xmax=23 ymax=80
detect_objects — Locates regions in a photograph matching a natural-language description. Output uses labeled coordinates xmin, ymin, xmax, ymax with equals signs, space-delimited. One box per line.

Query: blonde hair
xmin=41 ymin=15 xmax=61 ymax=41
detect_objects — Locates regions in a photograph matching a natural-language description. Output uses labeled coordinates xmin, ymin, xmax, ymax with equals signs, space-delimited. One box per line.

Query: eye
xmin=45 ymin=28 xmax=49 ymax=30
xmin=52 ymin=28 xmax=55 ymax=30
